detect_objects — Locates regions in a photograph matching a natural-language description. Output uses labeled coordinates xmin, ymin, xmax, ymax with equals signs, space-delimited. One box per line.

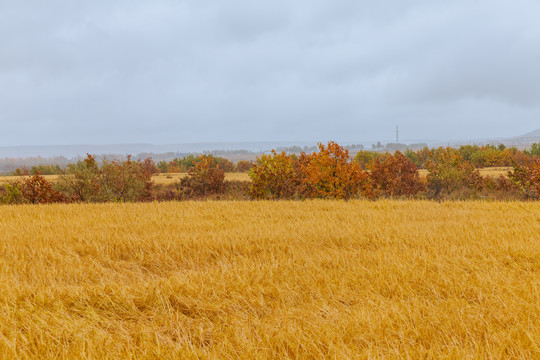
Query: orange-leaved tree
xmin=20 ymin=172 xmax=67 ymax=204
xmin=178 ymin=155 xmax=225 ymax=197
xmin=369 ymin=151 xmax=425 ymax=197
xmin=298 ymin=142 xmax=373 ymax=200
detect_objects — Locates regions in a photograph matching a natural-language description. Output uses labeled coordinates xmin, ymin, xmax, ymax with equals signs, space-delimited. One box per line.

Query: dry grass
xmin=0 ymin=173 xmax=250 ymax=186
xmin=152 ymin=172 xmax=250 ymax=185
xmin=0 ymin=200 xmax=538 ymax=359
xmin=417 ymin=167 xmax=512 ymax=178
xmin=0 ymin=174 xmax=59 ymax=185
xmin=478 ymin=166 xmax=513 ymax=178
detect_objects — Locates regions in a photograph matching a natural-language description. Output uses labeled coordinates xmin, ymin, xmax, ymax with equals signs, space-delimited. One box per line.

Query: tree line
xmin=1 ymin=142 xmax=539 ymax=204
xmin=249 ymin=142 xmax=539 ymax=200
xmin=355 ymin=143 xmax=540 ymax=169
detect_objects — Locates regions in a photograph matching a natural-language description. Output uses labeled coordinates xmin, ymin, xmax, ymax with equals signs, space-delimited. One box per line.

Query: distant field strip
xmin=152 ymin=172 xmax=250 ymax=184
xmin=0 ymin=167 xmax=513 ymax=186
xmin=0 ymin=200 xmax=538 ymax=359
xmin=0 ymin=172 xmax=251 ymax=185
xmin=417 ymin=166 xmax=512 ymax=178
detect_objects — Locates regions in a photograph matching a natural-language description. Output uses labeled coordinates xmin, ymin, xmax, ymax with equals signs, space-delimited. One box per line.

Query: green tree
xmin=524 ymin=143 xmax=540 ymax=156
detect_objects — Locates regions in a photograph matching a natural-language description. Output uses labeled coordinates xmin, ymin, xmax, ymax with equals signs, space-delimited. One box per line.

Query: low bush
xmin=249 ymin=151 xmax=301 ymax=199
xmin=369 ymin=151 xmax=425 ymax=197
xmin=57 ymin=154 xmax=101 ymax=202
xmin=19 ymin=172 xmax=67 ymax=204
xmin=0 ymin=183 xmax=25 ymax=204
xmin=177 ymin=155 xmax=225 ymax=198
xmin=425 ymin=148 xmax=483 ymax=197
xmin=508 ymin=158 xmax=540 ymax=199
xmin=98 ymin=157 xmax=156 ymax=202
xmin=57 ymin=155 xmax=156 ymax=202
xmin=354 ymin=150 xmax=384 ymax=170
xmin=236 ymin=160 xmax=254 ymax=172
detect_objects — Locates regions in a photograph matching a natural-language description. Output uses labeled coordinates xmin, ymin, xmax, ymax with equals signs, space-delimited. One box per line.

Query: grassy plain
xmin=0 ymin=200 xmax=538 ymax=359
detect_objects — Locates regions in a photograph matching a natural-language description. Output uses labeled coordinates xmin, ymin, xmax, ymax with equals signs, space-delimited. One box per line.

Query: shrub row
xmin=250 ymin=142 xmax=540 ymax=200
xmin=156 ymin=155 xmax=254 ymax=173
xmin=0 ymin=154 xmax=234 ymax=205
xmin=356 ymin=144 xmax=538 ymax=169
xmin=1 ymin=143 xmax=539 ymax=204
xmin=249 ymin=143 xmax=425 ymax=200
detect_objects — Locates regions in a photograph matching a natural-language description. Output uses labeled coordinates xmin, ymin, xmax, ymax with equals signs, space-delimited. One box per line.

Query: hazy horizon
xmin=1 ymin=1 xmax=539 ymax=146
xmin=0 ymin=125 xmax=537 ymax=148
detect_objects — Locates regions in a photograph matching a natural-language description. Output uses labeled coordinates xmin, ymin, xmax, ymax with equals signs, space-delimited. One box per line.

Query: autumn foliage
xmin=57 ymin=155 xmax=156 ymax=202
xmin=425 ymin=148 xmax=483 ymax=197
xmin=157 ymin=154 xmax=236 ymax=173
xmin=249 ymin=150 xmax=302 ymax=199
xmin=177 ymin=155 xmax=225 ymax=197
xmin=98 ymin=156 xmax=156 ymax=202
xmin=20 ymin=172 xmax=67 ymax=204
xmin=249 ymin=142 xmax=372 ymax=200
xmin=402 ymin=144 xmax=536 ymax=169
xmin=236 ymin=160 xmax=254 ymax=172
xmin=508 ymin=158 xmax=540 ymax=199
xmin=369 ymin=151 xmax=425 ymax=197
xmin=298 ymin=142 xmax=372 ymax=199
xmin=1 ymin=142 xmax=540 ymax=204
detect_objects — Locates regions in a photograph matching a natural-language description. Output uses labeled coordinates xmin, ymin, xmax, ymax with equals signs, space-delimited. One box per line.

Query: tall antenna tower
xmin=396 ymin=125 xmax=399 ymax=144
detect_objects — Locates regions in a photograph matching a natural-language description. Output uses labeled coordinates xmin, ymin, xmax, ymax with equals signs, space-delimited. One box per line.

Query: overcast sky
xmin=1 ymin=0 xmax=539 ymax=146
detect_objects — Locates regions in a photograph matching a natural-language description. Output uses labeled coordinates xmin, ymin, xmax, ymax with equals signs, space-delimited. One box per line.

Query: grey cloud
xmin=0 ymin=0 xmax=539 ymax=146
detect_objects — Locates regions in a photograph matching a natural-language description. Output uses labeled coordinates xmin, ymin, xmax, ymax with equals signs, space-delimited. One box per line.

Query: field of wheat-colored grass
xmin=417 ymin=167 xmax=512 ymax=178
xmin=152 ymin=172 xmax=250 ymax=184
xmin=0 ymin=200 xmax=538 ymax=359
xmin=478 ymin=166 xmax=513 ymax=177
xmin=0 ymin=174 xmax=60 ymax=185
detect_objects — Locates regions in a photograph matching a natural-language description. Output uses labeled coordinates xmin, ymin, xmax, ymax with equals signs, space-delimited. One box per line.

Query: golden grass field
xmin=0 ymin=200 xmax=538 ymax=359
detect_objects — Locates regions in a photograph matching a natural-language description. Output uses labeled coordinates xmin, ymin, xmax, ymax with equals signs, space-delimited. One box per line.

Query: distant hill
xmin=516 ymin=129 xmax=540 ymax=138
xmin=446 ymin=129 xmax=540 ymax=149
xmin=503 ymin=128 xmax=540 ymax=148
